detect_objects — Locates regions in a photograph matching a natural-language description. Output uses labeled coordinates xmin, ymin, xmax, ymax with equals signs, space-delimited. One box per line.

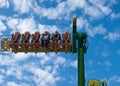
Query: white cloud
xmin=105 ymin=61 xmax=112 ymax=67
xmin=86 ymin=25 xmax=106 ymax=37
xmin=0 ymin=54 xmax=14 ymax=65
xmin=34 ymin=2 xmax=67 ymax=20
xmin=55 ymin=56 xmax=66 ymax=64
xmin=0 ymin=20 xmax=7 ymax=35
xmin=27 ymin=55 xmax=65 ymax=86
xmin=34 ymin=0 xmax=113 ymax=20
xmin=0 ymin=15 xmax=7 ymax=20
xmin=32 ymin=68 xmax=60 ymax=86
xmin=7 ymin=17 xmax=37 ymax=33
xmin=108 ymin=75 xmax=120 ymax=86
xmin=67 ymin=0 xmax=86 ymax=10
xmin=13 ymin=53 xmax=32 ymax=61
xmin=77 ymin=17 xmax=89 ymax=29
xmin=34 ymin=0 xmax=86 ymax=20
xmin=6 ymin=82 xmax=18 ymax=86
xmin=6 ymin=66 xmax=22 ymax=79
xmin=6 ymin=17 xmax=61 ymax=34
xmin=98 ymin=5 xmax=111 ymax=15
xmin=70 ymin=60 xmax=77 ymax=68
xmin=102 ymin=49 xmax=109 ymax=58
xmin=76 ymin=17 xmax=107 ymax=37
xmin=0 ymin=52 xmax=67 ymax=86
xmin=38 ymin=24 xmax=60 ymax=33
xmin=111 ymin=13 xmax=120 ymax=19
xmin=0 ymin=0 xmax=9 ymax=8
xmin=6 ymin=82 xmax=30 ymax=86
xmin=7 ymin=18 xmax=20 ymax=30
xmin=97 ymin=60 xmax=112 ymax=67
xmin=88 ymin=0 xmax=111 ymax=15
xmin=12 ymin=0 xmax=33 ymax=14
xmin=0 ymin=75 xmax=4 ymax=84
xmin=84 ymin=5 xmax=103 ymax=19
xmin=104 ymin=32 xmax=120 ymax=41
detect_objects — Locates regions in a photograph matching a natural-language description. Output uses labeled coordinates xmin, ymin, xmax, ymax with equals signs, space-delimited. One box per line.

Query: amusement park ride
xmin=1 ymin=16 xmax=106 ymax=86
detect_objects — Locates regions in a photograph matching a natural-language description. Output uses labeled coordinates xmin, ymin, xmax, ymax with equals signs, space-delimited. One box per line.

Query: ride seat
xmin=31 ymin=31 xmax=40 ymax=48
xmin=62 ymin=32 xmax=70 ymax=44
xmin=9 ymin=32 xmax=21 ymax=48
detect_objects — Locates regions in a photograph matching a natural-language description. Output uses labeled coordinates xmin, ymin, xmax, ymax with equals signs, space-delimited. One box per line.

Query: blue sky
xmin=0 ymin=0 xmax=120 ymax=86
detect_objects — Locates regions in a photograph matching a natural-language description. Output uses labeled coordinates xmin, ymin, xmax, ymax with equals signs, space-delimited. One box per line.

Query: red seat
xmin=20 ymin=31 xmax=31 ymax=47
xmin=62 ymin=32 xmax=70 ymax=45
xmin=31 ymin=31 xmax=40 ymax=48
xmin=9 ymin=32 xmax=21 ymax=48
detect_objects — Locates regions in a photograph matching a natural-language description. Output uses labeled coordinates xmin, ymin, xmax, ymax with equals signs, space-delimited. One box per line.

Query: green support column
xmin=72 ymin=16 xmax=87 ymax=86
xmin=72 ymin=16 xmax=77 ymax=53
xmin=78 ymin=33 xmax=87 ymax=86
xmin=78 ymin=47 xmax=85 ymax=86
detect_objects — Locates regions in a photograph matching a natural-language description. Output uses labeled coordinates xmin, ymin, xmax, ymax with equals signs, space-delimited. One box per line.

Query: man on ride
xmin=41 ymin=31 xmax=50 ymax=47
xmin=51 ymin=31 xmax=61 ymax=48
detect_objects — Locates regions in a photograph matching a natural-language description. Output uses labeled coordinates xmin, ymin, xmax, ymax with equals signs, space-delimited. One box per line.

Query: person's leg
xmin=14 ymin=34 xmax=20 ymax=43
xmin=41 ymin=40 xmax=44 ymax=47
xmin=45 ymin=39 xmax=49 ymax=47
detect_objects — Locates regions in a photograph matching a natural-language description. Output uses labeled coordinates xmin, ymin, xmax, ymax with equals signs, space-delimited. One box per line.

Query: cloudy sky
xmin=0 ymin=0 xmax=120 ymax=86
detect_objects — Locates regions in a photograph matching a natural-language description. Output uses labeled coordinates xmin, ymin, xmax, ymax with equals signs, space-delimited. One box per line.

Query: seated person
xmin=21 ymin=32 xmax=30 ymax=43
xmin=51 ymin=31 xmax=61 ymax=48
xmin=41 ymin=31 xmax=50 ymax=47
xmin=51 ymin=31 xmax=61 ymax=42
xmin=12 ymin=32 xmax=21 ymax=43
xmin=62 ymin=32 xmax=70 ymax=43
xmin=31 ymin=32 xmax=40 ymax=43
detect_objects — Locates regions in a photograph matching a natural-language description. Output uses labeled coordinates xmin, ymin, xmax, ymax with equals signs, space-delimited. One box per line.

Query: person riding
xmin=41 ymin=31 xmax=50 ymax=47
xmin=31 ymin=32 xmax=40 ymax=43
xmin=51 ymin=31 xmax=61 ymax=48
xmin=62 ymin=31 xmax=70 ymax=43
xmin=12 ymin=32 xmax=21 ymax=43
xmin=21 ymin=32 xmax=30 ymax=43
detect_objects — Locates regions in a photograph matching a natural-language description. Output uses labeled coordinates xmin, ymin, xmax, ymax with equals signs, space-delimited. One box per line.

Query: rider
xmin=12 ymin=32 xmax=21 ymax=43
xmin=62 ymin=32 xmax=70 ymax=43
xmin=41 ymin=31 xmax=50 ymax=47
xmin=51 ymin=31 xmax=61 ymax=47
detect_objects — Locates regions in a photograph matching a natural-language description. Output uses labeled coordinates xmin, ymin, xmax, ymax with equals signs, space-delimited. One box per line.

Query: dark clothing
xmin=35 ymin=34 xmax=40 ymax=43
xmin=12 ymin=34 xmax=21 ymax=43
xmin=41 ymin=34 xmax=50 ymax=47
xmin=52 ymin=34 xmax=61 ymax=42
xmin=31 ymin=34 xmax=40 ymax=43
xmin=24 ymin=34 xmax=30 ymax=43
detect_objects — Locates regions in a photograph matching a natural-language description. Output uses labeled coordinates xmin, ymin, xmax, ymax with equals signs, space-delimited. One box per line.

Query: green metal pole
xmin=72 ymin=16 xmax=87 ymax=86
xmin=78 ymin=48 xmax=85 ymax=86
xmin=72 ymin=16 xmax=77 ymax=53
xmin=78 ymin=33 xmax=85 ymax=86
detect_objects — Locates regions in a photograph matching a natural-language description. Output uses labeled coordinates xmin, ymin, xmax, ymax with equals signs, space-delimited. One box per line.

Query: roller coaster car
xmin=62 ymin=32 xmax=71 ymax=51
xmin=9 ymin=32 xmax=21 ymax=48
xmin=31 ymin=31 xmax=40 ymax=47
